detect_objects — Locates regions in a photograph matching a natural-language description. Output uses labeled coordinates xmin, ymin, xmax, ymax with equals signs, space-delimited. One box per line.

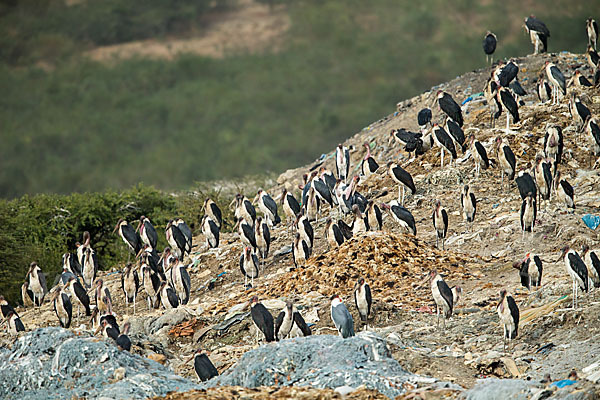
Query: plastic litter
xmin=550 ymin=379 xmax=576 ymax=388
xmin=582 ymin=214 xmax=600 ymax=230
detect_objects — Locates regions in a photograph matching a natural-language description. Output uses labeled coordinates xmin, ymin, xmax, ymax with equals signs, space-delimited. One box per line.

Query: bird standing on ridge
xmin=524 ymin=15 xmax=550 ymax=54
xmin=437 ymin=91 xmax=463 ymax=127
xmin=113 ymin=219 xmax=140 ymax=260
xmin=495 ymin=136 xmax=516 ymax=187
xmin=361 ymin=142 xmax=379 ymax=178
xmin=545 ymin=62 xmax=566 ymax=105
xmin=460 ymin=185 xmax=476 ymax=230
xmin=587 ymin=18 xmax=598 ymax=50
xmin=336 ymin=144 xmax=350 ymax=184
xmin=256 ymin=189 xmax=281 ymax=227
xmin=250 ymin=296 xmax=275 ymax=343
xmin=330 ymin=295 xmax=354 ymax=338
xmin=483 ymin=31 xmax=497 ymax=64
xmin=560 ymin=246 xmax=588 ymax=309
xmin=354 ymin=278 xmax=372 ymax=330
xmin=429 ymin=270 xmax=453 ymax=329
xmin=26 ymin=262 xmax=47 ymax=307
xmin=387 ymin=162 xmax=416 ymax=206
xmin=497 ymin=289 xmax=519 ymax=351
xmin=432 ymin=200 xmax=448 ymax=250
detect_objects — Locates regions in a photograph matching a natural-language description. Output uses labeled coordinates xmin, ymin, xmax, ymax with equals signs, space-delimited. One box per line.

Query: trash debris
xmin=582 ymin=214 xmax=600 ymax=230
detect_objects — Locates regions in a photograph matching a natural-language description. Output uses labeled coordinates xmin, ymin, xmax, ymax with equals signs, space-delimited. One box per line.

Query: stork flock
xmin=2 ymin=15 xmax=600 ymax=383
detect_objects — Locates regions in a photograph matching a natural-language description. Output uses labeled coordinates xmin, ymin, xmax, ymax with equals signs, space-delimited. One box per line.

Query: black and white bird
xmin=353 ymin=278 xmax=372 ymax=330
xmin=26 ymin=262 xmax=47 ymax=307
xmin=250 ymin=296 xmax=275 ymax=342
xmin=381 ymin=201 xmax=417 ymax=235
xmin=94 ymin=278 xmax=112 ymax=315
xmin=553 ymin=171 xmax=575 ymax=211
xmin=587 ymin=45 xmax=600 ymax=70
xmin=295 ymin=211 xmax=314 ymax=249
xmin=351 ymin=204 xmax=368 ymax=235
xmin=497 ymin=289 xmax=519 ymax=351
xmin=304 ymin=185 xmax=319 ymax=222
xmin=76 ymin=230 xmax=92 ymax=268
xmin=516 ymin=171 xmax=537 ymax=201
xmin=570 ymin=70 xmax=593 ymax=88
xmin=168 ymin=258 xmax=191 ymax=305
xmin=468 ymin=134 xmax=490 ymax=178
xmin=330 ymin=295 xmax=354 ymax=338
xmin=189 ymin=350 xmax=219 ymax=382
xmin=52 ymin=287 xmax=72 ymax=329
xmin=254 ymin=216 xmax=270 ymax=265
xmin=389 ymin=128 xmax=428 ymax=159
xmin=417 ymin=108 xmax=432 ymax=130
xmin=429 ymin=270 xmax=453 ymax=329
xmin=256 ymin=189 xmax=281 ymax=226
xmin=509 ymin=79 xmax=527 ymax=106
xmin=0 ymin=295 xmax=18 ymax=328
xmin=495 ymin=136 xmax=516 ymax=186
xmin=520 ymin=193 xmax=536 ymax=238
xmin=281 ymin=188 xmax=301 ymax=227
xmin=201 ymin=215 xmax=220 ymax=249
xmin=544 ymin=125 xmax=563 ymax=166
xmin=496 ymin=86 xmax=520 ymax=131
xmin=524 ymin=15 xmax=550 ymax=54
xmin=21 ymin=282 xmax=34 ymax=308
xmin=233 ymin=194 xmax=257 ymax=225
xmin=292 ymin=233 xmax=311 ymax=269
xmin=174 ymin=218 xmax=192 ymax=254
xmin=336 ymin=144 xmax=351 ymax=184
xmin=116 ymin=322 xmax=131 ymax=351
xmin=238 ymin=217 xmax=257 ymax=250
xmin=437 ymin=91 xmax=463 ymax=127
xmin=545 ymin=62 xmax=566 ymax=105
xmin=365 ymin=201 xmax=382 ymax=231
xmin=446 ymin=118 xmax=466 ymax=153
xmin=514 ymin=253 xmax=543 ymax=290
xmin=560 ymin=246 xmax=588 ymax=309
xmin=275 ymin=302 xmax=311 ymax=340
xmin=460 ymin=185 xmax=476 ymax=230
xmin=137 ymin=215 xmax=158 ymax=250
xmin=81 ymin=246 xmax=98 ymax=289
xmin=534 ymin=154 xmax=553 ymax=207
xmin=325 ymin=218 xmax=345 ymax=249
xmin=114 ymin=219 xmax=141 ymax=258
xmin=203 ymin=198 xmax=223 ymax=229
xmin=432 ymin=200 xmax=448 ymax=250
xmin=98 ymin=316 xmax=120 ymax=340
xmin=121 ymin=263 xmax=139 ymax=314
xmin=62 ymin=252 xmax=82 ymax=279
xmin=494 ymin=60 xmax=519 ymax=87
xmin=485 ymin=78 xmax=500 ymax=128
xmin=6 ymin=311 xmax=25 ymax=335
xmin=582 ymin=245 xmax=600 ymax=290
xmin=312 ymin=175 xmax=335 ymax=216
xmin=588 ymin=18 xmax=598 ymax=50
xmin=66 ymin=276 xmax=91 ymax=320
xmin=432 ymin=123 xmax=457 ymax=168
xmin=159 ymin=281 xmax=179 ymax=310
xmin=141 ymin=264 xmax=161 ymax=309
xmin=586 ymin=116 xmax=600 ymax=168
xmin=361 ymin=142 xmax=379 ymax=178
xmin=387 ymin=162 xmax=416 ymax=206
xmin=569 ymin=95 xmax=591 ymax=132
xmin=537 ymin=77 xmax=552 ymax=103
xmin=483 ymin=31 xmax=497 ymax=64
xmin=240 ymin=246 xmax=259 ymax=288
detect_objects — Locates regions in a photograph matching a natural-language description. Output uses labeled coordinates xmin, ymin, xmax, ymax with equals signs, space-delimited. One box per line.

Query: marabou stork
xmin=545 ymin=62 xmax=566 ymax=105
xmin=351 ymin=204 xmax=368 ymax=235
xmin=305 ymin=185 xmax=319 ymax=222
xmin=389 ymin=128 xmax=427 ymax=159
xmin=588 ymin=18 xmax=598 ymax=50
xmin=114 ymin=219 xmax=141 ymax=259
xmin=6 ymin=311 xmax=25 ymax=334
xmin=354 ymin=278 xmax=372 ymax=330
xmin=137 ymin=215 xmax=158 ymax=250
xmin=361 ymin=142 xmax=379 ymax=178
xmin=325 ymin=218 xmax=344 ymax=249
xmin=201 ymin=215 xmax=220 ymax=249
xmin=59 ymin=267 xmax=77 ymax=286
xmin=560 ymin=246 xmax=588 ymax=309
xmin=569 ymin=95 xmax=591 ymax=133
xmin=496 ymin=86 xmax=520 ymax=132
xmin=468 ymin=134 xmax=490 ymax=178
xmin=189 ymin=350 xmax=219 ymax=382
xmin=169 ymin=259 xmax=191 ymax=305
xmin=446 ymin=118 xmax=466 ymax=153
xmin=121 ymin=263 xmax=139 ymax=314
xmin=335 ymin=175 xmax=361 ymax=215
xmin=319 ymin=166 xmax=338 ymax=198
xmin=292 ymin=233 xmax=311 ymax=269
xmin=381 ymin=201 xmax=417 ymax=235
xmin=174 ymin=218 xmax=193 ymax=254
xmin=534 ymin=154 xmax=553 ymax=207
xmin=77 ymin=231 xmax=91 ymax=266
xmin=582 ymin=245 xmax=600 ymax=289
xmin=82 ymin=247 xmax=98 ymax=289
xmin=203 ymin=198 xmax=223 ymax=228
xmin=537 ymin=78 xmax=552 ymax=103
xmin=94 ymin=278 xmax=112 ymax=315
xmin=98 ymin=317 xmax=120 ymax=340
xmin=295 ymin=211 xmax=314 ymax=249
xmin=495 ymin=136 xmax=516 ymax=187
xmin=461 ymin=184 xmax=476 ymax=230
xmin=429 ymin=270 xmax=453 ymax=329
xmin=497 ymin=289 xmax=519 ymax=351
xmin=432 ymin=200 xmax=448 ymax=250
xmin=524 ymin=15 xmax=550 ymax=54
xmin=63 ymin=252 xmax=82 ymax=279
xmin=520 ymin=193 xmax=536 ymax=238
xmin=281 ymin=188 xmax=301 ymax=226
xmin=483 ymin=31 xmax=497 ymax=64
xmin=494 ymin=60 xmax=519 ymax=88
xmin=387 ymin=162 xmax=416 ymax=206
xmin=256 ymin=189 xmax=281 ymax=226
xmin=417 ymin=108 xmax=432 ymax=130
xmin=514 ymin=253 xmax=543 ymax=290
xmin=366 ymin=201 xmax=382 ymax=231
xmin=166 ymin=219 xmax=188 ymax=259
xmin=26 ymin=262 xmax=47 ymax=307
xmin=141 ymin=264 xmax=161 ymax=309
xmin=484 ymin=77 xmax=500 ymax=128
xmin=249 ymin=296 xmax=275 ymax=343
xmin=254 ymin=216 xmax=270 ymax=265
xmin=233 ymin=194 xmax=256 ymax=225
xmin=509 ymin=79 xmax=527 ymax=106
xmin=432 ymin=123 xmax=457 ymax=168
xmin=53 ymin=287 xmax=72 ymax=328
xmin=240 ymin=246 xmax=259 ymax=288
xmin=116 ymin=322 xmax=131 ymax=351
xmin=330 ymin=295 xmax=354 ymax=338
xmin=66 ymin=276 xmax=91 ymax=320
xmin=275 ymin=302 xmax=311 ymax=340
xmin=312 ymin=176 xmax=335 ymax=216
xmin=587 ymin=45 xmax=600 ymax=70
xmin=336 ymin=144 xmax=351 ymax=184
xmin=553 ymin=171 xmax=575 ymax=211
xmin=437 ymin=91 xmax=463 ymax=127
xmin=586 ymin=116 xmax=600 ymax=167
xmin=159 ymin=281 xmax=179 ymax=310
xmin=0 ymin=295 xmax=18 ymax=329
xmin=238 ymin=217 xmax=257 ymax=250
xmin=570 ymin=70 xmax=593 ymax=88
xmin=544 ymin=125 xmax=563 ymax=166
xmin=516 ymin=171 xmax=537 ymax=201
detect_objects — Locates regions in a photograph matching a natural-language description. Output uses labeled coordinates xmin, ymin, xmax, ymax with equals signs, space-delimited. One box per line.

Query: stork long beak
xmin=136 ymin=247 xmax=145 ymax=259
xmin=112 ymin=223 xmax=120 ymax=234
xmin=94 ymin=325 xmax=102 ymax=335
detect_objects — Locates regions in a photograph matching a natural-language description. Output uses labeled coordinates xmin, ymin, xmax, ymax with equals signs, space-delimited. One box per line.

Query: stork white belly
xmin=356 ymin=289 xmax=369 ymax=317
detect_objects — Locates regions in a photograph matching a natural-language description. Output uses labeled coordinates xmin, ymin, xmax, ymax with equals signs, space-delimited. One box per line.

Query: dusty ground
xmin=3 ymin=52 xmax=600 ymax=399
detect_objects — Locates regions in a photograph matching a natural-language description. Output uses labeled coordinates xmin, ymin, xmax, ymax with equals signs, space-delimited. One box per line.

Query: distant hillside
xmin=0 ymin=0 xmax=598 ymax=197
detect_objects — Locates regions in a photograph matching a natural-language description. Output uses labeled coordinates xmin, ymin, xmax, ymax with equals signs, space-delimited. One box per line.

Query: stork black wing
xmin=0 ymin=303 xmax=16 ymax=319
xmin=243 ymin=199 xmax=256 ymax=222
xmin=506 ymin=295 xmax=520 ymax=337
xmin=590 ymin=252 xmax=600 ymax=288
xmin=274 ymin=311 xmax=285 ymax=340
xmin=560 ymin=180 xmax=574 ymax=199
xmin=263 ymin=223 xmax=270 ymax=256
xmin=533 ymin=255 xmax=543 ymax=286
xmin=499 ymin=89 xmax=519 ymax=123
xmin=519 ymin=260 xmax=530 ymax=290
xmin=441 ymin=209 xmax=448 ymax=238
xmin=474 ymin=142 xmax=489 ymax=169
xmin=62 ymin=293 xmax=72 ymax=328
xmin=502 ymin=145 xmax=516 ymax=180
xmin=365 ymin=284 xmax=372 ymax=317
xmin=446 ymin=119 xmax=466 ymax=152
xmin=469 ymin=193 xmax=477 ymax=221
xmin=208 ymin=219 xmax=220 ymax=248
xmin=74 ymin=280 xmax=91 ymax=315
xmin=251 ymin=303 xmax=275 ymax=342
xmin=417 ymin=108 xmax=432 ymax=126
xmin=374 ymin=203 xmax=383 ymax=230
xmin=262 ymin=194 xmax=280 ymax=225
xmin=483 ymin=34 xmax=496 ymax=55
xmin=364 ymin=157 xmax=379 ymax=174
xmin=576 ymin=101 xmax=591 ymax=123
xmin=541 ymin=162 xmax=553 ymax=200
xmin=337 ymin=219 xmax=353 ymax=239
xmin=516 ymin=173 xmax=537 ymax=200
xmin=301 ymin=219 xmax=314 ymax=246
xmin=144 ymin=221 xmax=158 ymax=249
xmin=181 ymin=267 xmax=191 ymax=305
xmin=435 ymin=126 xmax=457 ymax=159
xmin=549 ymin=66 xmax=566 ymax=94
xmin=287 ymin=193 xmax=301 ymax=216
xmin=526 ymin=17 xmax=550 ymax=36
xmin=293 ymin=311 xmax=312 ymax=336
xmin=241 ymin=223 xmax=257 ymax=249
xmin=313 ymin=179 xmax=333 ymax=207
xmin=391 ymin=205 xmax=416 ymax=235
xmin=121 ymin=224 xmax=141 ymax=254
xmin=568 ymin=253 xmax=588 ymax=291
xmin=509 ymin=79 xmax=527 ymax=96
xmin=439 ymin=93 xmax=463 ymax=127
xmin=195 ymin=354 xmax=219 ymax=382
xmin=437 ymin=279 xmax=453 ymax=317
xmin=498 ymin=62 xmax=518 ymax=87
xmin=391 ymin=165 xmax=416 ymax=194
xmin=116 ymin=334 xmax=131 ymax=351
xmin=209 ymin=203 xmax=223 ymax=227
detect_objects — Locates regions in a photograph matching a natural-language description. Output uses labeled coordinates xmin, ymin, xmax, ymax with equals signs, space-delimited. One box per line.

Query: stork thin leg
xmin=441 ymin=148 xmax=444 ymax=169
xmin=436 ymin=306 xmax=440 ymax=328
xmin=401 ymin=186 xmax=405 ymax=207
xmin=505 ymin=112 xmax=510 ymax=132
xmin=133 ymin=293 xmax=136 ymax=315
xmin=503 ymin=325 xmax=507 ymax=352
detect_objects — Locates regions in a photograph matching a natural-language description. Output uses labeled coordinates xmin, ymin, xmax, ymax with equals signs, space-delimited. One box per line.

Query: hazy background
xmin=1 ymin=0 xmax=598 ymax=198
